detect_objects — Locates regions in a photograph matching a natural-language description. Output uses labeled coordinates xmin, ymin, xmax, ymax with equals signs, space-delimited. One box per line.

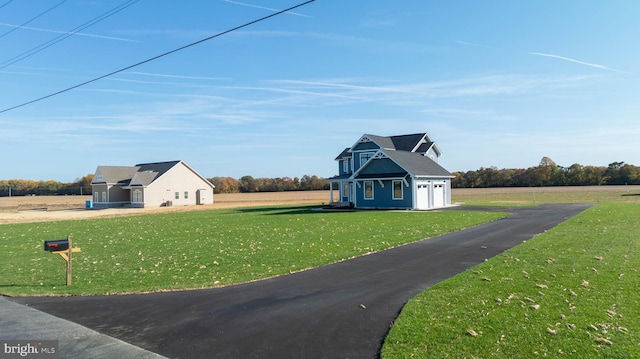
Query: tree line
xmin=0 ymin=174 xmax=94 ymax=197
xmin=3 ymin=159 xmax=638 ymax=197
xmin=210 ymin=175 xmax=330 ymax=194
xmin=453 ymin=157 xmax=640 ymax=188
xmin=0 ymin=174 xmax=331 ymax=197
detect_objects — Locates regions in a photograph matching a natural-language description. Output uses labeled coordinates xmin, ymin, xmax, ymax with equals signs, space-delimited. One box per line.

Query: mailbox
xmin=44 ymin=239 xmax=69 ymax=252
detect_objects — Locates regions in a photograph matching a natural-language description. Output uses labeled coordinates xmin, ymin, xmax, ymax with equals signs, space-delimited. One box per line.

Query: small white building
xmin=91 ymin=160 xmax=214 ymax=208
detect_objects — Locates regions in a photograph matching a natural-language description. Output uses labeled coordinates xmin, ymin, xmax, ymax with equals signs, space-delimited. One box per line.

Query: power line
xmin=0 ymin=0 xmax=315 ymax=115
xmin=0 ymin=0 xmax=15 ymax=10
xmin=0 ymin=0 xmax=68 ymax=39
xmin=0 ymin=0 xmax=139 ymax=69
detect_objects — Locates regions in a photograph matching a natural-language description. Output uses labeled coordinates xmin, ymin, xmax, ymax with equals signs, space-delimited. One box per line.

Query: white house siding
xmin=142 ymin=163 xmax=214 ymax=207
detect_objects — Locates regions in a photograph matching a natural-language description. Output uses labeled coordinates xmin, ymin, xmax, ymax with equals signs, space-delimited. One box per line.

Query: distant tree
xmin=210 ymin=177 xmax=240 ymax=194
xmin=239 ymin=175 xmax=258 ymax=193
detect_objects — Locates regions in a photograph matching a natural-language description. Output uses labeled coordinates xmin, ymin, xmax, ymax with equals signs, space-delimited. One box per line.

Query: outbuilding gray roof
xmin=93 ymin=160 xmax=183 ymax=186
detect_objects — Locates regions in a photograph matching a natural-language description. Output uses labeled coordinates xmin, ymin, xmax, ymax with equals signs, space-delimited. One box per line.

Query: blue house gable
xmin=329 ymin=133 xmax=454 ymax=210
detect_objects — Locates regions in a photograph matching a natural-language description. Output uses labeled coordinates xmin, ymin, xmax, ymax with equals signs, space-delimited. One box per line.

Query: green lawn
xmin=382 ymin=202 xmax=640 ymax=358
xmin=0 ymin=205 xmax=505 ymax=297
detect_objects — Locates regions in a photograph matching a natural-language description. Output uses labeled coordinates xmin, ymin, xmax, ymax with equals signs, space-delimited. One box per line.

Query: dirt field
xmin=0 ymin=191 xmax=337 ymax=224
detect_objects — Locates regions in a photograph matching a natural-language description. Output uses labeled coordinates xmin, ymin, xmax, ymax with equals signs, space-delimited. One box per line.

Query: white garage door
xmin=433 ymin=183 xmax=445 ymax=207
xmin=416 ymin=184 xmax=429 ymax=209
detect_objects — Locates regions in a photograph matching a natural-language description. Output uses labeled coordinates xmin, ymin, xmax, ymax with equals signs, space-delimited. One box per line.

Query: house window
xmin=342 ymin=183 xmax=349 ymax=197
xmin=102 ymin=192 xmax=107 ymax=202
xmin=364 ymin=181 xmax=374 ymax=200
xmin=133 ymin=190 xmax=143 ymax=203
xmin=360 ymin=152 xmax=374 ymax=167
xmin=94 ymin=192 xmax=99 ymax=202
xmin=342 ymin=159 xmax=350 ymax=174
xmin=184 ymin=191 xmax=189 ymax=199
xmin=393 ymin=180 xmax=403 ymax=200
xmin=175 ymin=192 xmax=179 ymax=200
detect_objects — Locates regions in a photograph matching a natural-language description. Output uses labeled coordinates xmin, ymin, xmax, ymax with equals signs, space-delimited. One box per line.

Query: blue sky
xmin=1 ymin=1 xmax=638 ymax=182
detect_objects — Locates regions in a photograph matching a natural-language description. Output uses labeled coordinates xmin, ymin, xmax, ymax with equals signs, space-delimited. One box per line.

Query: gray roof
xmin=352 ymin=149 xmax=452 ymax=179
xmin=334 ymin=147 xmax=352 ymax=161
xmin=383 ymin=150 xmax=453 ymax=177
xmin=93 ymin=166 xmax=139 ymax=185
xmin=336 ymin=133 xmax=438 ymax=158
xmin=93 ymin=160 xmax=183 ymax=186
xmin=365 ymin=133 xmax=433 ymax=152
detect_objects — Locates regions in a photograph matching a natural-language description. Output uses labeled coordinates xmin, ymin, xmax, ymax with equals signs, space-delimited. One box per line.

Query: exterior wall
xmin=354 ymin=179 xmax=413 ymax=209
xmin=352 ymin=151 xmax=377 ymax=171
xmin=109 ymin=186 xmax=130 ymax=203
xmin=425 ymin=147 xmax=440 ymax=163
xmin=339 ymin=158 xmax=352 ymax=176
xmin=413 ymin=178 xmax=452 ymax=209
xmin=143 ymin=163 xmax=214 ymax=207
xmin=357 ymin=157 xmax=404 ymax=175
xmin=91 ymin=183 xmax=130 ymax=208
xmin=351 ymin=142 xmax=381 ymax=171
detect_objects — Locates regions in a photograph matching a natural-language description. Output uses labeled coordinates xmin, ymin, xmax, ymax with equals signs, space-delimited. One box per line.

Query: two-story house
xmin=329 ymin=133 xmax=454 ymax=210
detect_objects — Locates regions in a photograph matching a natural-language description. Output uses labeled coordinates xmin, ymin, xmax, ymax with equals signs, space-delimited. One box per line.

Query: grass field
xmin=382 ymin=190 xmax=640 ymax=358
xmin=2 ymin=186 xmax=638 ymax=356
xmin=0 ymin=205 xmax=504 ymax=297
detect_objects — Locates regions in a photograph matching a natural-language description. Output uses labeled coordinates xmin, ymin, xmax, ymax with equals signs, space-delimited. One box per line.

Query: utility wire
xmin=0 ymin=0 xmax=315 ymax=115
xmin=0 ymin=0 xmax=69 ymax=39
xmin=0 ymin=0 xmax=15 ymax=10
xmin=0 ymin=0 xmax=139 ymax=69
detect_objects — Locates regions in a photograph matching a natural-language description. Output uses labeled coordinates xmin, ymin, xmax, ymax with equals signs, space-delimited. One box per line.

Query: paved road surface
xmin=11 ymin=204 xmax=591 ymax=358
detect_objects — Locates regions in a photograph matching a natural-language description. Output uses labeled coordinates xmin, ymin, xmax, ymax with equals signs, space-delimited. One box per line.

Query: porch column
xmin=329 ymin=182 xmax=334 ymax=204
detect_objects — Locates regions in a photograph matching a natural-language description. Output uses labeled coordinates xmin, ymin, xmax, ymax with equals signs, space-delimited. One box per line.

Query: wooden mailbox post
xmin=44 ymin=236 xmax=81 ymax=285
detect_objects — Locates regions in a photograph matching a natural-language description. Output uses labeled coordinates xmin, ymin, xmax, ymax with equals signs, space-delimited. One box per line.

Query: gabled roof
xmin=92 ymin=160 xmax=214 ymax=188
xmin=343 ymin=133 xmax=442 ymax=157
xmin=383 ymin=150 xmax=452 ymax=177
xmin=334 ymin=147 xmax=352 ymax=161
xmin=353 ymin=149 xmax=453 ymax=179
xmin=93 ymin=166 xmax=139 ymax=185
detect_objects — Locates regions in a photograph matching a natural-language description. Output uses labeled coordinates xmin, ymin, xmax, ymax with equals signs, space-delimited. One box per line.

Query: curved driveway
xmin=14 ymin=204 xmax=591 ymax=358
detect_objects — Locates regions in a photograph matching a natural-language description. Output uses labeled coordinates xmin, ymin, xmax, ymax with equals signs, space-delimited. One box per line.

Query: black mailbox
xmin=44 ymin=239 xmax=69 ymax=252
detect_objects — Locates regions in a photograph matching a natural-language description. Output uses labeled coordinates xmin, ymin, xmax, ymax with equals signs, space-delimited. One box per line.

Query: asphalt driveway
xmin=12 ymin=204 xmax=592 ymax=358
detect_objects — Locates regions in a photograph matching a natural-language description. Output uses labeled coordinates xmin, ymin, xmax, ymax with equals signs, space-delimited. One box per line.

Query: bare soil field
xmin=0 ymin=191 xmax=337 ymax=224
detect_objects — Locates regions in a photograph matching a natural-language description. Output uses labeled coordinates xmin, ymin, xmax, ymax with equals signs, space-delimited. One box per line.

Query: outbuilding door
xmin=196 ymin=189 xmax=206 ymax=205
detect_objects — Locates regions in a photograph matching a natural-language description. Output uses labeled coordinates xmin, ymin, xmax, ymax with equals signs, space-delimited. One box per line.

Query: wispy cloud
xmin=529 ymin=52 xmax=630 ymax=74
xmin=221 ymin=0 xmax=311 ymax=17
xmin=124 ymin=71 xmax=229 ymax=81
xmin=455 ymin=40 xmax=495 ymax=49
xmin=0 ymin=22 xmax=139 ymax=42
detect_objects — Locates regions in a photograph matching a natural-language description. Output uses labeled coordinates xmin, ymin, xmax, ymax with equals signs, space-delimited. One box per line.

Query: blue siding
xmin=339 ymin=159 xmax=352 ymax=176
xmin=358 ymin=158 xmax=405 ymax=175
xmin=355 ymin=179 xmax=413 ymax=209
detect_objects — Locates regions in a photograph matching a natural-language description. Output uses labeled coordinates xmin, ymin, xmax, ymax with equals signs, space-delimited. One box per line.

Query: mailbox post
xmin=44 ymin=236 xmax=81 ymax=285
